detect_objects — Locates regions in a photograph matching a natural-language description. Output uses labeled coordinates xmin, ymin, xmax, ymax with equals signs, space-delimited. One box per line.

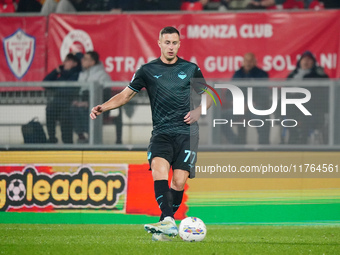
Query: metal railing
xmin=0 ymin=80 xmax=339 ymax=151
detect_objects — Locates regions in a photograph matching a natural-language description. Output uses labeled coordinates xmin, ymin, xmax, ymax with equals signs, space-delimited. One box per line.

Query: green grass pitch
xmin=0 ymin=224 xmax=339 ymax=255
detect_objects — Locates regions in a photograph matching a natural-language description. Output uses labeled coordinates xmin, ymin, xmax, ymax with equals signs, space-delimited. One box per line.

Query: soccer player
xmin=90 ymin=26 xmax=212 ymax=241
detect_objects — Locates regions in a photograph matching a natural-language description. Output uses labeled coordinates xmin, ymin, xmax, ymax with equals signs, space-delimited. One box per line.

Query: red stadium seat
xmin=0 ymin=0 xmax=15 ymax=13
xmin=181 ymin=2 xmax=203 ymax=11
xmin=309 ymin=0 xmax=324 ymax=10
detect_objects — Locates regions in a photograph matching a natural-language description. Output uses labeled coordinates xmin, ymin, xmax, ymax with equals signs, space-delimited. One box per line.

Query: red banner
xmin=1 ymin=11 xmax=340 ymax=82
xmin=0 ymin=16 xmax=47 ymax=82
xmin=46 ymin=11 xmax=340 ymax=80
xmin=126 ymin=164 xmax=188 ymax=220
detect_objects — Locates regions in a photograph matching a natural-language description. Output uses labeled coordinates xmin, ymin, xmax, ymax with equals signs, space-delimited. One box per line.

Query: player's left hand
xmin=184 ymin=107 xmax=201 ymax=125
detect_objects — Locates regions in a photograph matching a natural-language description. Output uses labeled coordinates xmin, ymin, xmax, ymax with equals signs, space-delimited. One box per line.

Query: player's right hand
xmin=90 ymin=105 xmax=103 ymax=119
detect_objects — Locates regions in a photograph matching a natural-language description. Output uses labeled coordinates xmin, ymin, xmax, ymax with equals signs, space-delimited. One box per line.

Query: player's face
xmin=158 ymin=33 xmax=180 ymax=64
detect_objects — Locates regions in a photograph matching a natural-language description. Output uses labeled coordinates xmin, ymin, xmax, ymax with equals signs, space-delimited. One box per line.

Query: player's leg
xmin=148 ymin=135 xmax=174 ymax=219
xmin=144 ymin=135 xmax=178 ymax=236
xmin=144 ymin=157 xmax=178 ymax=236
xmin=152 ymin=157 xmax=173 ymax=219
xmin=153 ymin=171 xmax=187 ymax=242
xmin=162 ymin=133 xmax=198 ymax=219
xmin=159 ymin=169 xmax=189 ymax=221
xmin=171 ymin=169 xmax=189 ymax=215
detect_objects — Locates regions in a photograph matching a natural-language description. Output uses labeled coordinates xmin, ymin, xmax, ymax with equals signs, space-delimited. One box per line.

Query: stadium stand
xmin=0 ymin=0 xmax=16 ymax=12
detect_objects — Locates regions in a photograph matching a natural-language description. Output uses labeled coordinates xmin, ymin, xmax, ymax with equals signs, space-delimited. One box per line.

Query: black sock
xmin=171 ymin=188 xmax=184 ymax=214
xmin=160 ymin=188 xmax=184 ymax=221
xmin=154 ymin=180 xmax=173 ymax=219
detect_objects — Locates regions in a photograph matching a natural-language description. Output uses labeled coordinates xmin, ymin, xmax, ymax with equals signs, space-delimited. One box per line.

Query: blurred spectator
xmin=0 ymin=0 xmax=16 ymax=12
xmin=107 ymin=0 xmax=139 ymax=11
xmin=133 ymin=0 xmax=181 ymax=10
xmin=181 ymin=0 xmax=208 ymax=10
xmin=41 ymin=0 xmax=59 ymax=14
xmin=108 ymin=0 xmax=181 ymax=11
xmin=203 ymin=0 xmax=231 ymax=10
xmin=16 ymin=0 xmax=43 ymax=12
xmin=248 ymin=0 xmax=324 ymax=9
xmin=71 ymin=51 xmax=119 ymax=144
xmin=55 ymin=0 xmax=80 ymax=13
xmin=41 ymin=0 xmax=86 ymax=14
xmin=287 ymin=51 xmax=328 ymax=80
xmin=226 ymin=52 xmax=270 ymax=144
xmin=77 ymin=0 xmax=116 ymax=12
xmin=247 ymin=0 xmax=282 ymax=9
xmin=233 ymin=53 xmax=268 ymax=80
xmin=285 ymin=51 xmax=329 ymax=144
xmin=203 ymin=0 xmax=260 ymax=11
xmin=320 ymin=0 xmax=340 ymax=8
xmin=41 ymin=0 xmax=121 ymax=14
xmin=44 ymin=53 xmax=82 ymax=144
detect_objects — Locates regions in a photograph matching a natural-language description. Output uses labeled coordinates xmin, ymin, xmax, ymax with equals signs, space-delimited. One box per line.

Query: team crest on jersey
xmin=3 ymin=29 xmax=36 ymax=80
xmin=178 ymin=71 xmax=187 ymax=80
xmin=60 ymin=29 xmax=93 ymax=62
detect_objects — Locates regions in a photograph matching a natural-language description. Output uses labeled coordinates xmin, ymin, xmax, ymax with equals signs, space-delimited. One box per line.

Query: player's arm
xmin=184 ymin=65 xmax=213 ymax=124
xmin=90 ymin=87 xmax=137 ymax=119
xmin=184 ymin=91 xmax=213 ymax=124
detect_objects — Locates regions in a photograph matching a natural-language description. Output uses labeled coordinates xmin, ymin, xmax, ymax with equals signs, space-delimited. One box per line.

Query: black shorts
xmin=147 ymin=133 xmax=199 ymax=179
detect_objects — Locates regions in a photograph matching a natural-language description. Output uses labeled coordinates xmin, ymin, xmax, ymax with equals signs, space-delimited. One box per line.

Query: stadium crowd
xmin=42 ymin=51 xmax=124 ymax=144
xmin=0 ymin=0 xmax=339 ymax=13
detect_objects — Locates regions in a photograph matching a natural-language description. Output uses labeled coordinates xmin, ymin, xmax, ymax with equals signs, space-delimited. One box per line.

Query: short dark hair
xmin=65 ymin=53 xmax=79 ymax=64
xmin=160 ymin=26 xmax=180 ymax=38
xmin=86 ymin=51 xmax=100 ymax=65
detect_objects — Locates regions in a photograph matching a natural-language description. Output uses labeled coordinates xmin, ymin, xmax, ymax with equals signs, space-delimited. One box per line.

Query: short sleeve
xmin=192 ymin=65 xmax=207 ymax=95
xmin=128 ymin=67 xmax=146 ymax=93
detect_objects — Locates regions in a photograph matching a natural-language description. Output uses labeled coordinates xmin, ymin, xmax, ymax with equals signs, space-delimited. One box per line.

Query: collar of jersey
xmin=157 ymin=57 xmax=182 ymax=66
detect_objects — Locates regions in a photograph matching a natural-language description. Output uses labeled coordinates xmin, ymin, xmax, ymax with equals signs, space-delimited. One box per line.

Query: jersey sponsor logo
xmin=3 ymin=29 xmax=35 ymax=80
xmin=60 ymin=29 xmax=93 ymax=62
xmin=178 ymin=71 xmax=187 ymax=79
xmin=153 ymin=74 xmax=162 ymax=79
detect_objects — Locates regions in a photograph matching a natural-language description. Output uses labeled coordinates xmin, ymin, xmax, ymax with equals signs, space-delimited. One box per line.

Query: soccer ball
xmin=7 ymin=179 xmax=26 ymax=201
xmin=179 ymin=217 xmax=206 ymax=242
